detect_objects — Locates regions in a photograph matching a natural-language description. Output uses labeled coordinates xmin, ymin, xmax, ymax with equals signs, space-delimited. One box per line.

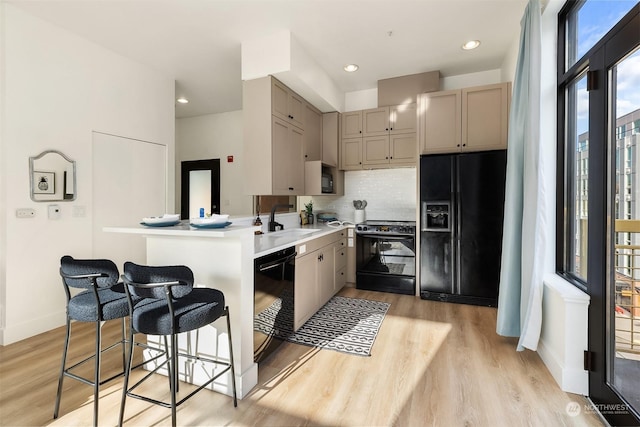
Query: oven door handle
xmin=356 ymin=234 xmax=414 ymax=241
xmin=258 ymin=252 xmax=297 ymax=272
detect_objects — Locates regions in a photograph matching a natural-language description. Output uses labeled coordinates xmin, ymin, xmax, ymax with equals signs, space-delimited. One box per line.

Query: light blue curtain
xmin=496 ymin=0 xmax=545 ymax=352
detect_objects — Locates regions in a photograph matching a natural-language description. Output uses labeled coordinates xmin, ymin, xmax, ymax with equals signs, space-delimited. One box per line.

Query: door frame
xmin=180 ymin=159 xmax=220 ymax=220
xmin=576 ymin=5 xmax=640 ymax=425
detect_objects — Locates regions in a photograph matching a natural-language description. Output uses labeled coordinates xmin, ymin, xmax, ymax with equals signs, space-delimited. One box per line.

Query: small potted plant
xmin=304 ymin=201 xmax=314 ymax=225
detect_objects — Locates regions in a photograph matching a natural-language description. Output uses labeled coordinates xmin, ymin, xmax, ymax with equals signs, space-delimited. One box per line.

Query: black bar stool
xmin=118 ymin=261 xmax=237 ymax=427
xmin=54 ymin=256 xmax=131 ymax=426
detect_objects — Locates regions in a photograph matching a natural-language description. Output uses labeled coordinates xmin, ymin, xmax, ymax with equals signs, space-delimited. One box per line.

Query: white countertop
xmin=254 ymin=223 xmax=352 ymax=258
xmin=104 ymin=221 xmax=260 ymax=237
xmin=104 ymin=220 xmax=351 ymax=258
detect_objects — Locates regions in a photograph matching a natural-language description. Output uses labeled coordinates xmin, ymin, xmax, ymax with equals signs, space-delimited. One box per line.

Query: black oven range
xmin=355 ymin=220 xmax=416 ymax=295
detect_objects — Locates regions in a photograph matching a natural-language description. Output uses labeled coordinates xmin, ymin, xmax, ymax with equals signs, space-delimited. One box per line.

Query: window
xmin=557 ymin=0 xmax=638 ymax=286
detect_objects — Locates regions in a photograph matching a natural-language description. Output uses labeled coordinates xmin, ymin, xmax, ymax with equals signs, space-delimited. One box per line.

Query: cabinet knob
xmin=359 ymin=162 xmax=362 ymax=164
xmin=305 ymin=154 xmax=308 ymax=158
xmin=390 ymin=156 xmax=393 ymax=159
xmin=390 ymin=127 xmax=393 ymax=130
xmin=359 ymin=130 xmax=362 ymax=133
xmin=289 ymin=187 xmax=294 ymax=191
xmin=386 ymin=128 xmax=389 ymax=131
xmin=457 ymin=144 xmax=460 ymax=147
xmin=463 ymin=144 xmax=466 ymax=147
xmin=385 ymin=156 xmax=388 ymax=159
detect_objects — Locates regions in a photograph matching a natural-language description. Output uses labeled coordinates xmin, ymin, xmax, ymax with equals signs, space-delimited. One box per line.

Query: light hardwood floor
xmin=0 ymin=287 xmax=604 ymax=426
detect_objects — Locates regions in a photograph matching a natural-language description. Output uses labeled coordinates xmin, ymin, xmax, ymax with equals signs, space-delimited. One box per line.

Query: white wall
xmin=0 ymin=4 xmax=175 ymax=344
xmin=175 ymin=111 xmax=253 ymax=216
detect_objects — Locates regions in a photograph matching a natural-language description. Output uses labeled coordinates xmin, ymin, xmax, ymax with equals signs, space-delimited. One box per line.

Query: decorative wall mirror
xmin=29 ymin=150 xmax=76 ymax=202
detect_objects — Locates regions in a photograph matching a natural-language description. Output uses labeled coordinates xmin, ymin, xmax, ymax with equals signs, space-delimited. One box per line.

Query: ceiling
xmin=9 ymin=0 xmax=529 ymax=118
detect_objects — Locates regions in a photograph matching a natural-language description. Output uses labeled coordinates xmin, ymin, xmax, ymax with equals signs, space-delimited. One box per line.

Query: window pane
xmin=611 ymin=47 xmax=640 ymax=415
xmin=566 ymin=0 xmax=637 ymax=69
xmin=568 ymin=74 xmax=589 ymax=280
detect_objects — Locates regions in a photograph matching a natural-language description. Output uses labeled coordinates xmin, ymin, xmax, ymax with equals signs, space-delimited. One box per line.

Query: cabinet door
xmin=318 ymin=249 xmax=335 ymax=306
xmin=273 ymin=117 xmax=304 ymax=195
xmin=294 ymin=252 xmax=318 ymax=331
xmin=271 ymin=78 xmax=305 ymax=129
xmin=288 ymin=125 xmax=305 ymax=194
xmin=342 ymin=111 xmax=363 ymax=138
xmin=340 ymin=138 xmax=363 ymax=170
xmin=363 ymin=107 xmax=390 ymax=136
xmin=390 ymin=133 xmax=417 ymax=165
xmin=289 ymin=92 xmax=305 ymax=129
xmin=363 ymin=135 xmax=390 ymax=166
xmin=272 ymin=79 xmax=290 ymax=123
xmin=322 ymin=112 xmax=339 ymax=167
xmin=304 ymin=104 xmax=322 ymax=161
xmin=462 ymin=83 xmax=510 ymax=152
xmin=420 ymin=90 xmax=462 ymax=154
xmin=391 ymin=103 xmax=417 ymax=134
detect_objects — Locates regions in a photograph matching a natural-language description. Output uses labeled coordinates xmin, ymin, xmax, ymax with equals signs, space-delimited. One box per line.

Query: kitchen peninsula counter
xmin=104 ymin=221 xmax=260 ymax=399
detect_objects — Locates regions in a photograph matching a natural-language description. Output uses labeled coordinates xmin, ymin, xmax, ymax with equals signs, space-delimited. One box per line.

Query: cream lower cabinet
xmin=294 ymin=230 xmax=347 ymax=331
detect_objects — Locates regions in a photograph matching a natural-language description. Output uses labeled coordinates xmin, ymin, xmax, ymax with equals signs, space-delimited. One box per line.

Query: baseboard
xmin=538 ymin=336 xmax=588 ymax=395
xmin=0 ymin=310 xmax=66 ymax=345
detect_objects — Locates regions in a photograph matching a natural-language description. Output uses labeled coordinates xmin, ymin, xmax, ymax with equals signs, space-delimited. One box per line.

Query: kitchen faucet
xmin=269 ymin=204 xmax=293 ymax=232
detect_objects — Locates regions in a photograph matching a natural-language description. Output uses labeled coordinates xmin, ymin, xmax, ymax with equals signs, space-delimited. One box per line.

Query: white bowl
xmin=190 ymin=214 xmax=229 ymax=225
xmin=143 ymin=214 xmax=180 ymax=224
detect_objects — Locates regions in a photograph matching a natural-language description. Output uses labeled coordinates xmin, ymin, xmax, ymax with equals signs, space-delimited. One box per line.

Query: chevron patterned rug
xmin=254 ymin=294 xmax=390 ymax=357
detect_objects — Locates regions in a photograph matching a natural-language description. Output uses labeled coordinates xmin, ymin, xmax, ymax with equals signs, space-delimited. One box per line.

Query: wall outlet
xmin=15 ymin=208 xmax=35 ymax=218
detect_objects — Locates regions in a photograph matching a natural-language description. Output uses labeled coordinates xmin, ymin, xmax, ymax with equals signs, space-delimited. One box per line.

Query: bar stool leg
xmin=93 ymin=322 xmax=102 ymax=427
xmin=225 ymin=307 xmax=238 ymax=407
xmin=53 ymin=316 xmax=72 ymax=419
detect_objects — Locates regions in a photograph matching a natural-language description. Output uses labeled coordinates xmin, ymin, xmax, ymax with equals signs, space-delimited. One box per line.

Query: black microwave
xmin=321 ymin=172 xmax=333 ymax=193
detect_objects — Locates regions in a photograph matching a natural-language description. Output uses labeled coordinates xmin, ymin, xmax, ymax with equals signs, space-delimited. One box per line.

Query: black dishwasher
xmin=254 ymin=247 xmax=296 ymax=364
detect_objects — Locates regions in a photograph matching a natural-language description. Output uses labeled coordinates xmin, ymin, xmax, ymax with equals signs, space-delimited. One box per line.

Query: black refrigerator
xmin=419 ymin=150 xmax=507 ymax=307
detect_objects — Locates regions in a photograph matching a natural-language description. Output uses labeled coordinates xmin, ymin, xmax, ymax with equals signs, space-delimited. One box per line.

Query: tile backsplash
xmin=311 ymin=168 xmax=417 ymax=222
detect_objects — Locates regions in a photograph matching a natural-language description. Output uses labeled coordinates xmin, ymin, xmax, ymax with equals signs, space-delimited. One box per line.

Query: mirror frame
xmin=29 ymin=150 xmax=77 ymax=202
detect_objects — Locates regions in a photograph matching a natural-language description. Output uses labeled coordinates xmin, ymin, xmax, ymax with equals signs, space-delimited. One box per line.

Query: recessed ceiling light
xmin=176 ymin=97 xmax=189 ymax=104
xmin=462 ymin=40 xmax=481 ymax=50
xmin=343 ymin=64 xmax=359 ymax=73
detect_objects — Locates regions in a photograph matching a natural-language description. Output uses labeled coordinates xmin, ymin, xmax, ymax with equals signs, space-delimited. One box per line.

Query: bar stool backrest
xmin=123 ymin=261 xmax=194 ymax=299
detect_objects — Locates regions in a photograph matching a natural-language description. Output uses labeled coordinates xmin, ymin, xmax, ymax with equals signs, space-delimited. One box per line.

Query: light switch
xmin=48 ymin=204 xmax=61 ymax=220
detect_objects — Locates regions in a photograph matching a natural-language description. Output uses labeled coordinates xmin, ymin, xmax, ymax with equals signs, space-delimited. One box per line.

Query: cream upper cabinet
xmin=272 ymin=117 xmax=305 ymax=195
xmin=272 ymin=78 xmax=304 ymax=129
xmin=390 ymin=133 xmax=417 ymax=165
xmin=419 ymin=90 xmax=462 ymax=154
xmin=390 ymin=103 xmax=417 ymax=134
xmin=322 ymin=112 xmax=339 ymax=167
xmin=462 ymin=83 xmax=510 ymax=152
xmin=340 ymin=103 xmax=417 ymax=170
xmin=420 ymin=82 xmax=510 ymax=154
xmin=342 ymin=111 xmax=363 ymax=138
xmin=304 ymin=103 xmax=322 ymax=161
xmin=340 ymin=138 xmax=363 ymax=170
xmin=363 ymin=135 xmax=390 ymax=166
xmin=243 ymin=76 xmax=307 ymax=196
xmin=363 ymin=107 xmax=390 ymax=136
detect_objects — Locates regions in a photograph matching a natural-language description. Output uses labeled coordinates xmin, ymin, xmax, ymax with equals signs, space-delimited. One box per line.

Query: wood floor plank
xmin=0 ymin=288 xmax=604 ymax=426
